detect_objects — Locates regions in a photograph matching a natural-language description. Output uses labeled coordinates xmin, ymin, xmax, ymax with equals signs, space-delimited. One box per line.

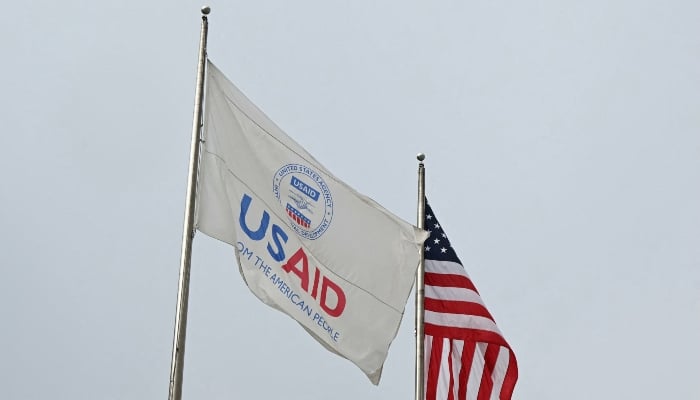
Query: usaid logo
xmin=273 ymin=164 xmax=333 ymax=240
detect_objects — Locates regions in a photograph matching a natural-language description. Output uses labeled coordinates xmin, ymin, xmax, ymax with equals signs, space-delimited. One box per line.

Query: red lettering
xmin=320 ymin=277 xmax=346 ymax=317
xmin=281 ymin=248 xmax=309 ymax=291
xmin=282 ymin=247 xmax=347 ymax=317
xmin=310 ymin=267 xmax=320 ymax=299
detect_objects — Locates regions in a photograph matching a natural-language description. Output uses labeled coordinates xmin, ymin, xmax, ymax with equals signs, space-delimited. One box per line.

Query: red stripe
xmin=424 ymin=298 xmax=494 ymax=321
xmin=499 ymin=351 xmax=518 ymax=399
xmin=447 ymin=340 xmax=455 ymax=400
xmin=425 ymin=334 xmax=517 ymax=400
xmin=476 ymin=345 xmax=500 ymax=400
xmin=426 ymin=337 xmax=443 ymax=400
xmin=458 ymin=341 xmax=476 ymax=400
xmin=425 ymin=272 xmax=479 ymax=293
xmin=424 ymin=324 xmax=511 ymax=349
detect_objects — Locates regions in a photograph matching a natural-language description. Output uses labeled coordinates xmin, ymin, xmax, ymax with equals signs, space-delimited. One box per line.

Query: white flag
xmin=196 ymin=61 xmax=428 ymax=384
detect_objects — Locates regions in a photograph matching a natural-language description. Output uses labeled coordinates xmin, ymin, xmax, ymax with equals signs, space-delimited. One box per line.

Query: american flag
xmin=423 ymin=202 xmax=518 ymax=400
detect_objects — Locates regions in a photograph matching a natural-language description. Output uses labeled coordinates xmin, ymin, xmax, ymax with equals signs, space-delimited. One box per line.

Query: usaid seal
xmin=273 ymin=163 xmax=333 ymax=240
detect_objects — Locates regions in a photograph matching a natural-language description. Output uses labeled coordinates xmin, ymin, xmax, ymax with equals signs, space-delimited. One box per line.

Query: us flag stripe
xmin=458 ymin=341 xmax=475 ymax=400
xmin=424 ymin=324 xmax=512 ymax=348
xmin=425 ymin=273 xmax=479 ymax=293
xmin=424 ymin=298 xmax=495 ymax=321
xmin=423 ymin=201 xmax=517 ymax=400
xmin=425 ymin=285 xmax=485 ymax=305
xmin=424 ymin=311 xmax=500 ymax=333
xmin=426 ymin=337 xmax=443 ymax=400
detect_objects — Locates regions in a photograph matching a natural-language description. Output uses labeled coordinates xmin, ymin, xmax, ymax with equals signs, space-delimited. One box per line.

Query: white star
xmin=425 ymin=245 xmax=431 ymax=252
xmin=433 ymin=238 xmax=440 ymax=244
xmin=441 ymin=233 xmax=446 ymax=238
xmin=441 ymin=247 xmax=447 ymax=253
xmin=434 ymin=223 xmax=440 ymax=229
xmin=427 ymin=214 xmax=433 ymax=220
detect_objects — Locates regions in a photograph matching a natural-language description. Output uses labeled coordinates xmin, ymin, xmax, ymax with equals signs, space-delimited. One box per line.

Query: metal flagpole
xmin=168 ymin=6 xmax=210 ymax=400
xmin=415 ymin=153 xmax=426 ymax=400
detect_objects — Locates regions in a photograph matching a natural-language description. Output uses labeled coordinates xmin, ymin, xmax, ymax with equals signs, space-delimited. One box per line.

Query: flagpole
xmin=415 ymin=153 xmax=426 ymax=400
xmin=168 ymin=6 xmax=210 ymax=400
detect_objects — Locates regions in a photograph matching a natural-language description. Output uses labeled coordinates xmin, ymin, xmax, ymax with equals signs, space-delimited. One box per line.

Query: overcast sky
xmin=2 ymin=1 xmax=699 ymax=399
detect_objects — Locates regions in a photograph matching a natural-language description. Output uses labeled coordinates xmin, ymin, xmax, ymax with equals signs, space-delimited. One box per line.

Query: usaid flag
xmin=196 ymin=61 xmax=428 ymax=384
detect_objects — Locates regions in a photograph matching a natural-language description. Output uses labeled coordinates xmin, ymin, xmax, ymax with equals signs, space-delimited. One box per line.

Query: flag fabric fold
xmin=195 ymin=60 xmax=428 ymax=384
xmin=423 ymin=202 xmax=517 ymax=400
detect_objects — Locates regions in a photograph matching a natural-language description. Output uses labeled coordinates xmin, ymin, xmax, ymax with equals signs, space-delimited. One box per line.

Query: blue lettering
xmin=312 ymin=312 xmax=341 ymax=342
xmin=236 ymin=242 xmax=254 ymax=260
xmin=299 ymin=301 xmax=312 ymax=317
xmin=291 ymin=176 xmax=320 ymax=201
xmin=267 ymin=224 xmax=288 ymax=262
xmin=239 ymin=194 xmax=291 ymax=262
xmin=239 ymin=194 xmax=269 ymax=240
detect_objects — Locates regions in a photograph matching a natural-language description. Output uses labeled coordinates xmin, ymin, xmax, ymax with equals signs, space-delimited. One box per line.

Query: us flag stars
xmin=423 ymin=206 xmax=461 ymax=264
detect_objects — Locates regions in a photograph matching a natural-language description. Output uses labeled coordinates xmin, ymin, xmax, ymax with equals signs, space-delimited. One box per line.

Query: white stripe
xmin=425 ymin=285 xmax=484 ymax=305
xmin=436 ymin=337 xmax=451 ymax=400
xmin=425 ymin=259 xmax=471 ymax=276
xmin=424 ymin=335 xmax=433 ymax=393
xmin=465 ymin=343 xmax=486 ymax=400
xmin=451 ymin=339 xmax=464 ymax=399
xmin=489 ymin=347 xmax=510 ymax=400
xmin=425 ymin=311 xmax=502 ymax=335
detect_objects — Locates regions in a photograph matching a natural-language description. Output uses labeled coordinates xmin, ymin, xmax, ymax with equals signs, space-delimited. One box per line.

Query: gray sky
xmin=2 ymin=1 xmax=699 ymax=399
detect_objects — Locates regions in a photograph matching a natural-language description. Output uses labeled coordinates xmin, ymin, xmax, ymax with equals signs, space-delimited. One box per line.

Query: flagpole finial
xmin=201 ymin=5 xmax=211 ymax=15
xmin=417 ymin=153 xmax=426 ymax=163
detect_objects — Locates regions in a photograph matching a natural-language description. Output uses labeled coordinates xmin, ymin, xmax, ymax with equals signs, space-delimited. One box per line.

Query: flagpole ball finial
xmin=201 ymin=5 xmax=211 ymax=15
xmin=417 ymin=153 xmax=426 ymax=162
